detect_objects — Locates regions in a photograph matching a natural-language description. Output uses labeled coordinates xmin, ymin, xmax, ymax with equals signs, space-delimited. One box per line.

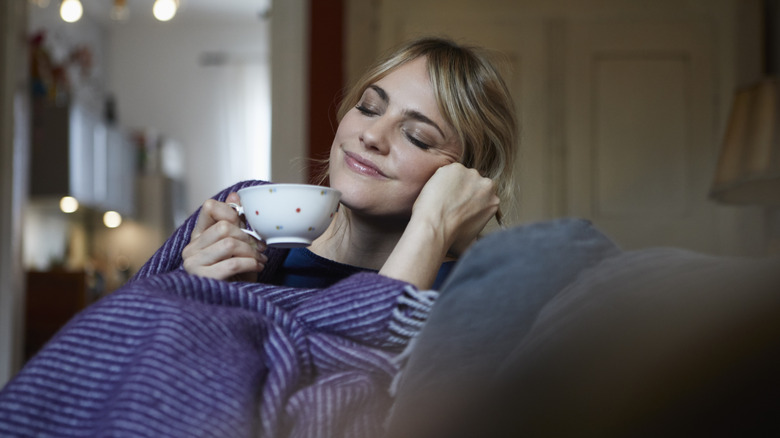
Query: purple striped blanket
xmin=0 ymin=181 xmax=436 ymax=437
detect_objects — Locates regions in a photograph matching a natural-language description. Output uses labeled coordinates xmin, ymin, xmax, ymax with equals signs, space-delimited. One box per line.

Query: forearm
xmin=378 ymin=164 xmax=497 ymax=290
xmin=379 ymin=219 xmax=449 ymax=290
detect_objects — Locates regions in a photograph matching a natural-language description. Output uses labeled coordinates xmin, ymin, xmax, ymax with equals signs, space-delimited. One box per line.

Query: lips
xmin=343 ymin=151 xmax=388 ymax=178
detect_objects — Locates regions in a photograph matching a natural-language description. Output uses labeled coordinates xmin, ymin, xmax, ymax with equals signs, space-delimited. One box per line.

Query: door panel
xmin=594 ymin=56 xmax=689 ymax=217
xmin=566 ymin=22 xmax=720 ymax=252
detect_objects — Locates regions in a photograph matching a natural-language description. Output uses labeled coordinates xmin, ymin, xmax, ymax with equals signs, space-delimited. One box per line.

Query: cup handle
xmin=227 ymin=202 xmax=264 ymax=241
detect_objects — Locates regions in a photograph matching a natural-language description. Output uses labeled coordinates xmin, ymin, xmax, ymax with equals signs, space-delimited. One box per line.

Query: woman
xmin=181 ymin=36 xmax=517 ymax=291
xmin=0 ymin=37 xmax=517 ymax=438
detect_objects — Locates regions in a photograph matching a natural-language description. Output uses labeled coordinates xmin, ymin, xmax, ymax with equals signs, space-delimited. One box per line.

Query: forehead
xmin=373 ymin=57 xmax=453 ymax=130
xmin=375 ymin=57 xmax=432 ymax=96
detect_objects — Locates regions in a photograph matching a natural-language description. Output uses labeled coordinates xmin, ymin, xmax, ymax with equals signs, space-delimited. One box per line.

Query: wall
xmin=0 ymin=0 xmax=29 ymax=387
xmin=269 ymin=0 xmax=309 ymax=188
xmin=106 ymin=20 xmax=271 ymax=214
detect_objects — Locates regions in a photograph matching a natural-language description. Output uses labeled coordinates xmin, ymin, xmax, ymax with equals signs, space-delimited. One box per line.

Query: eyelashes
xmin=354 ymin=104 xmax=432 ymax=150
xmin=355 ymin=104 xmax=376 ymax=116
xmin=403 ymin=128 xmax=432 ymax=150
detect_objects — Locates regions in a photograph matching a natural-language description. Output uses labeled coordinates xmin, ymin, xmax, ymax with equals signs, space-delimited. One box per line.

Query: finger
xmin=226 ymin=192 xmax=240 ymax=204
xmin=183 ymin=237 xmax=268 ymax=275
xmin=205 ymin=235 xmax=266 ymax=265
xmin=187 ymin=255 xmax=267 ymax=281
xmin=184 ymin=220 xmax=265 ymax=259
xmin=191 ymin=195 xmax=242 ymax=240
xmin=225 ymin=192 xmax=250 ymax=228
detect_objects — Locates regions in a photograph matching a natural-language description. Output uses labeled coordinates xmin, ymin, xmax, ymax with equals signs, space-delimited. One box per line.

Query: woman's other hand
xmin=380 ymin=163 xmax=498 ymax=289
xmin=412 ymin=162 xmax=499 ymax=256
xmin=182 ymin=192 xmax=268 ymax=281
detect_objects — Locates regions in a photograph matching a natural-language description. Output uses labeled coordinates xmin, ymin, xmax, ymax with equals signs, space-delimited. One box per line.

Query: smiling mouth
xmin=344 ymin=151 xmax=388 ymax=178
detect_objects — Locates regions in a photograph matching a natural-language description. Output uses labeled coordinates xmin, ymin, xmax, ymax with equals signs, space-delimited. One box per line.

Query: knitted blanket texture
xmin=0 ymin=181 xmax=434 ymax=437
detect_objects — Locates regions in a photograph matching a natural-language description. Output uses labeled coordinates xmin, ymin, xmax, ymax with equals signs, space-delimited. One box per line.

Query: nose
xmin=360 ymin=116 xmax=392 ymax=154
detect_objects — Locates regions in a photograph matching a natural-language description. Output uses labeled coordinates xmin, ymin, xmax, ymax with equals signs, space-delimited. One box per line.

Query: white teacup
xmin=230 ymin=184 xmax=341 ymax=248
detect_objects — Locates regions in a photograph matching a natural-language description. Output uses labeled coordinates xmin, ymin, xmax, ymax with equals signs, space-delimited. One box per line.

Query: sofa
xmin=2 ymin=217 xmax=778 ymax=437
xmin=385 ymin=218 xmax=780 ymax=437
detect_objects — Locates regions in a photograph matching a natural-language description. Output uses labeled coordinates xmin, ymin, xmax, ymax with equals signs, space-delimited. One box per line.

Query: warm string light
xmin=52 ymin=0 xmax=181 ymax=23
xmin=59 ymin=0 xmax=83 ymax=23
xmin=153 ymin=0 xmax=179 ymax=22
xmin=103 ymin=211 xmax=123 ymax=228
xmin=59 ymin=196 xmax=79 ymax=213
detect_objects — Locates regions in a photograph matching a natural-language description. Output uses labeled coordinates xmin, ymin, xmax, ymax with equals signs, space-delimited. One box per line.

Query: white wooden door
xmin=565 ymin=21 xmax=722 ymax=252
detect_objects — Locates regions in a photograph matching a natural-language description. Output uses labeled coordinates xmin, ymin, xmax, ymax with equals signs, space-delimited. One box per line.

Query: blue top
xmin=278 ymin=247 xmax=455 ymax=290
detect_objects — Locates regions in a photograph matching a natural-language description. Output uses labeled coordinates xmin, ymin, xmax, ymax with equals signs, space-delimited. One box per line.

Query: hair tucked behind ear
xmin=337 ymin=37 xmax=519 ymax=223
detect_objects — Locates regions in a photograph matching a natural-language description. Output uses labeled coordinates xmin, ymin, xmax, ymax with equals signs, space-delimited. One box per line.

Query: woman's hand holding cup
xmin=182 ymin=192 xmax=268 ymax=281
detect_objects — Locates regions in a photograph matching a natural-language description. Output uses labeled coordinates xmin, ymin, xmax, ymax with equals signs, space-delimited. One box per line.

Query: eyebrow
xmin=368 ymin=84 xmax=446 ymax=139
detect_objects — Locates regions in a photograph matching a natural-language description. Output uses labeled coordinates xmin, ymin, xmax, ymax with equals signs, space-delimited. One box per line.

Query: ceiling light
xmin=60 ymin=0 xmax=83 ymax=23
xmin=153 ymin=0 xmax=179 ymax=22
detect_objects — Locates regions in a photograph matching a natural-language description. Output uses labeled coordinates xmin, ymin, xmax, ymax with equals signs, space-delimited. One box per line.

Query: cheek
xmin=397 ymin=152 xmax=450 ymax=186
xmin=334 ymin=112 xmax=360 ymax=138
xmin=328 ymin=121 xmax=351 ymax=164
xmin=330 ymin=123 xmax=346 ymax=149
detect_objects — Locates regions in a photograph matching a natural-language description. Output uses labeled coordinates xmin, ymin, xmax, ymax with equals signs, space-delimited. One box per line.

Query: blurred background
xmin=1 ymin=0 xmax=778 ymax=385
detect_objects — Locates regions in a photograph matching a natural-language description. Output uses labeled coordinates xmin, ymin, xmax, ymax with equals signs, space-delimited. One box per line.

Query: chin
xmin=334 ymin=185 xmax=378 ymax=212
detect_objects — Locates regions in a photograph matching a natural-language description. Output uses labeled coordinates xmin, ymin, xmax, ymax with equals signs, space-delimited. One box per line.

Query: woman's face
xmin=328 ymin=56 xmax=462 ymax=221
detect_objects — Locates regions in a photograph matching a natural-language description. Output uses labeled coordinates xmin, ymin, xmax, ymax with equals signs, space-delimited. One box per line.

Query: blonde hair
xmin=337 ymin=36 xmax=518 ymax=222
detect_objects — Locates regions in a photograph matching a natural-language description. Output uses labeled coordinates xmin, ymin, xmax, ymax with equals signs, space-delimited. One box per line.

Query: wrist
xmin=404 ymin=215 xmax=450 ymax=260
xmin=379 ymin=218 xmax=449 ymax=290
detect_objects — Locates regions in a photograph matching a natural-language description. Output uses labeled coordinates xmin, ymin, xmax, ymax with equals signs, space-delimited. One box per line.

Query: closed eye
xmin=407 ymin=136 xmax=431 ymax=150
xmin=403 ymin=127 xmax=432 ymax=150
xmin=355 ymin=104 xmax=378 ymax=116
xmin=355 ymin=86 xmax=386 ymax=117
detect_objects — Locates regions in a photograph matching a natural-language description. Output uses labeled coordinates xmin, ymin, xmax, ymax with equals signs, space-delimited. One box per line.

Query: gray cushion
xmin=385 ymin=218 xmax=620 ymax=437
xmin=489 ymin=248 xmax=780 ymax=436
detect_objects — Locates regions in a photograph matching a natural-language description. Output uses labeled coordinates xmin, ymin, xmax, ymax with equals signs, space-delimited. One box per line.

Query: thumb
xmin=226 ymin=192 xmax=241 ymax=205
